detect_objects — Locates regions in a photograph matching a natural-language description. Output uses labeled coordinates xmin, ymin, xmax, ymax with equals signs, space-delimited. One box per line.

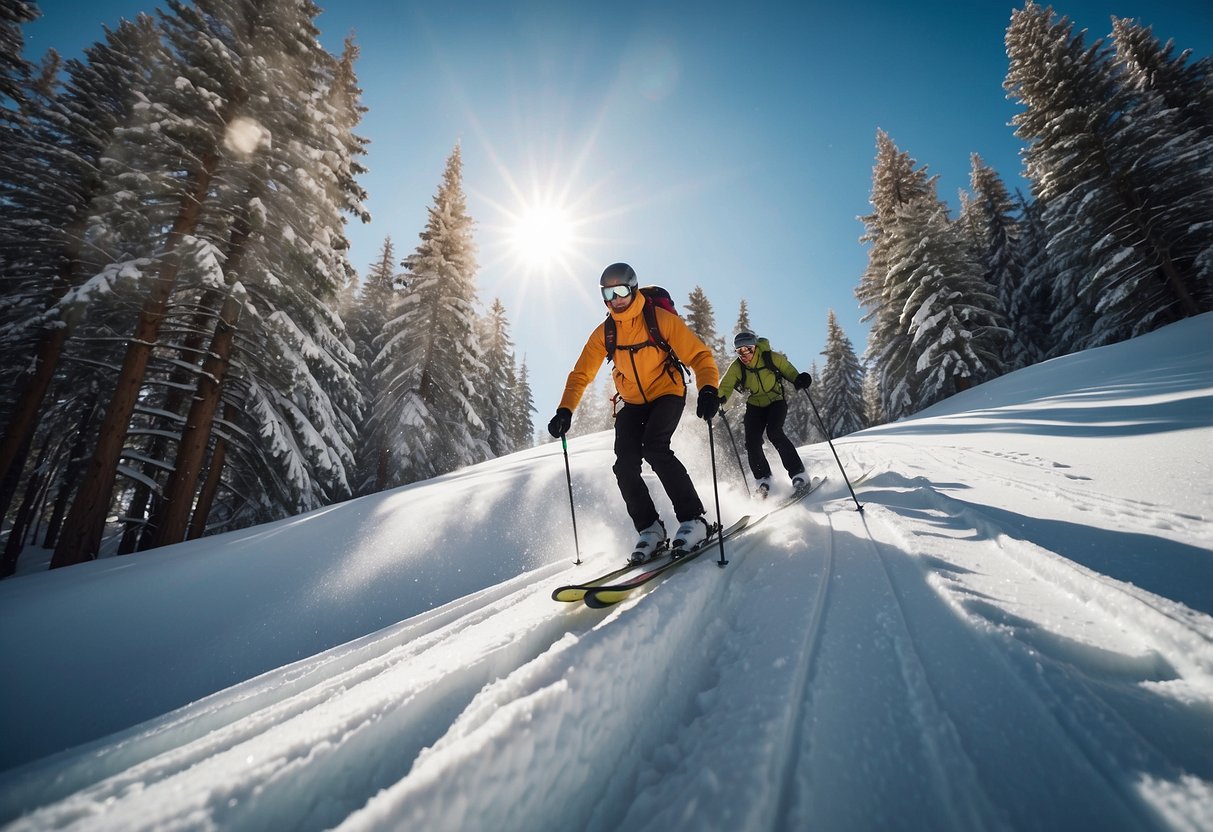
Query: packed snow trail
xmin=0 ymin=316 xmax=1210 ymax=831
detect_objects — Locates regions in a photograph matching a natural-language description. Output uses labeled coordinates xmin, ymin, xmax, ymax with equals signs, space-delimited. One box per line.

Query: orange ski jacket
xmin=558 ymin=293 xmax=720 ymax=412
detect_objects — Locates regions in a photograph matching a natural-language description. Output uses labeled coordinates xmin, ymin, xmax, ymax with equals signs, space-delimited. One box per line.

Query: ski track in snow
xmin=2 ymin=442 xmax=1211 ymax=830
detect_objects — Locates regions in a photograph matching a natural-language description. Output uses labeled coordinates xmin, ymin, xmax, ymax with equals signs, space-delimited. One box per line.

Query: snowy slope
xmin=0 ymin=315 xmax=1210 ymax=831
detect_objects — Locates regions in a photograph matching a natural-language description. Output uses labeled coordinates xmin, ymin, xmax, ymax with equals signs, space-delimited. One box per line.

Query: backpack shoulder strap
xmin=643 ymin=302 xmax=671 ymax=354
xmin=604 ymin=315 xmax=617 ymax=362
xmin=603 ymin=302 xmax=673 ymax=361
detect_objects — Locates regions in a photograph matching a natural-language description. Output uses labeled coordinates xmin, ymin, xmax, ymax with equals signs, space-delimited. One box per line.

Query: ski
xmin=580 ymin=476 xmax=829 ymax=608
xmin=551 ymin=550 xmax=666 ymax=603
xmin=778 ymin=474 xmax=827 ymax=509
xmin=556 ymin=475 xmax=830 ymax=607
xmin=582 ymin=517 xmax=748 ymax=608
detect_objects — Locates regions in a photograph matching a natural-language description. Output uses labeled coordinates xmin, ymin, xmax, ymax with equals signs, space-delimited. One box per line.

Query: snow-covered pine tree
xmin=684 ymin=285 xmax=729 ymax=370
xmin=893 ymin=195 xmax=1008 ymax=409
xmin=124 ymin=6 xmax=365 ymax=548
xmin=1108 ymin=16 xmax=1213 ymax=317
xmin=862 ymin=369 xmax=884 ymax=428
xmin=373 ymin=145 xmax=488 ymax=484
xmin=477 ymin=298 xmax=521 ymax=458
xmin=52 ymin=0 xmax=367 ymax=563
xmin=0 ymin=0 xmax=38 ymax=124
xmin=1111 ymin=16 xmax=1213 ymax=145
xmin=958 ymin=156 xmax=1025 ymax=351
xmin=192 ymin=25 xmax=368 ymax=536
xmin=856 ymin=131 xmax=938 ymax=421
xmin=348 ymin=237 xmax=405 ymax=494
xmin=817 ymin=310 xmax=866 ymax=438
xmin=511 ymin=359 xmax=536 ymax=452
xmin=734 ymin=299 xmax=752 ymax=336
xmin=1010 ymin=191 xmax=1058 ymax=365
xmin=1005 ymin=2 xmax=1212 ymax=353
xmin=47 ymin=0 xmax=242 ymax=566
xmin=782 ymin=356 xmax=815 ymax=446
xmin=0 ymin=16 xmax=164 ymax=542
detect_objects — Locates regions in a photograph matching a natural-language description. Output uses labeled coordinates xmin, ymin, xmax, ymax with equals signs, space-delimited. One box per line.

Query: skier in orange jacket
xmin=547 ymin=263 xmax=720 ymax=563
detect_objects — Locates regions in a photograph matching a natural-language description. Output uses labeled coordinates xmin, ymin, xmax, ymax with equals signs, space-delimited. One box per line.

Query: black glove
xmin=696 ymin=386 xmax=720 ymax=420
xmin=794 ymin=372 xmax=812 ymax=390
xmin=547 ymin=407 xmax=572 ymax=438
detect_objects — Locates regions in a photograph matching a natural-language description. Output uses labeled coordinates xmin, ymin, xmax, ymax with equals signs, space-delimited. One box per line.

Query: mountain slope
xmin=1 ymin=314 xmax=1210 ymax=831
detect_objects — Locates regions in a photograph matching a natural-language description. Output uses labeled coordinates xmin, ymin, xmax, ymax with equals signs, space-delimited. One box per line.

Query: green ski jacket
xmin=717 ymin=338 xmax=800 ymax=408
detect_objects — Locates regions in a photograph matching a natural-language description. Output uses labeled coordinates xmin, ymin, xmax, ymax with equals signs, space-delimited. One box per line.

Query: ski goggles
xmin=736 ymin=345 xmax=756 ymax=355
xmin=601 ymin=284 xmax=634 ymax=301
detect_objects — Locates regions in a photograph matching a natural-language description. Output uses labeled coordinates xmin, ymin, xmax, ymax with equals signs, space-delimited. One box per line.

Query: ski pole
xmin=559 ymin=434 xmax=583 ymax=563
xmin=802 ymin=388 xmax=863 ymax=512
xmin=718 ymin=409 xmax=750 ymax=498
xmin=706 ymin=415 xmax=728 ymax=567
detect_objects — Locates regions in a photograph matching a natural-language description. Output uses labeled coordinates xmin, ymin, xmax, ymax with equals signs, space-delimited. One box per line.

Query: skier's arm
xmin=558 ymin=323 xmax=606 ymax=412
xmin=772 ymin=351 xmax=799 ymax=380
xmin=717 ymin=360 xmax=741 ymax=404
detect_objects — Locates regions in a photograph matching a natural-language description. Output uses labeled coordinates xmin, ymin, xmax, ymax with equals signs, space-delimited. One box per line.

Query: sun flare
xmin=509 ymin=201 xmax=576 ymax=271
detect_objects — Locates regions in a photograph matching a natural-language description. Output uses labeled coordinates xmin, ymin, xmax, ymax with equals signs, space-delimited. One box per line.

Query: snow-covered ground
xmin=0 ymin=314 xmax=1210 ymax=831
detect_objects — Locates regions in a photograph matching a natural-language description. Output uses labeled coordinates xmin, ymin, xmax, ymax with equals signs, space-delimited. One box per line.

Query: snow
xmin=0 ymin=315 xmax=1211 ymax=831
xmin=58 ymin=259 xmax=152 ymax=308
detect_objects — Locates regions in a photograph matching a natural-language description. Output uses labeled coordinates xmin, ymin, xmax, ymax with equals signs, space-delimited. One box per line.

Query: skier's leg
xmin=613 ymin=402 xmax=660 ymax=531
xmin=764 ymin=400 xmax=805 ymax=476
xmin=743 ymin=404 xmax=773 ymax=479
xmin=641 ymin=395 xmax=705 ymax=522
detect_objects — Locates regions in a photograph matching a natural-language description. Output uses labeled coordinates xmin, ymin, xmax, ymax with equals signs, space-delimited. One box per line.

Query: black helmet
xmin=734 ymin=330 xmax=758 ymax=349
xmin=599 ymin=262 xmax=638 ymax=290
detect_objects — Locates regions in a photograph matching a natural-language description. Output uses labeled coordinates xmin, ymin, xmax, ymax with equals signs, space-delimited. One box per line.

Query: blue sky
xmin=25 ymin=1 xmax=1213 ymax=430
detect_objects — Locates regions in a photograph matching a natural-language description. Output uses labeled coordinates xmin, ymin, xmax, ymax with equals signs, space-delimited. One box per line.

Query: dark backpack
xmin=603 ymin=285 xmax=687 ymax=382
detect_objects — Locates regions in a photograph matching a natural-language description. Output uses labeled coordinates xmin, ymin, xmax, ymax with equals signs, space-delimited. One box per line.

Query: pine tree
xmin=478 ymin=299 xmax=521 ymax=458
xmin=1111 ymin=16 xmax=1213 ymax=144
xmin=734 ymin=299 xmax=752 ymax=335
xmin=200 ymin=25 xmax=368 ymax=533
xmin=374 ymin=145 xmax=487 ymax=483
xmin=511 ymin=359 xmax=536 ymax=452
xmin=818 ymin=310 xmax=866 ymax=438
xmin=892 ymin=197 xmax=1008 ymax=409
xmin=348 ymin=237 xmax=405 ymax=493
xmin=51 ymin=0 xmax=367 ymax=563
xmin=0 ymin=1 xmax=38 ymax=124
xmin=1010 ymin=191 xmax=1057 ymax=365
xmin=784 ymin=361 xmax=813 ymax=445
xmin=959 ymin=155 xmax=1028 ymax=359
xmin=685 ymin=285 xmax=729 ymax=369
xmin=862 ymin=370 xmax=884 ymax=428
xmin=0 ymin=15 xmax=163 ymax=534
xmin=856 ymin=131 xmax=937 ymax=421
xmin=1005 ymin=2 xmax=1212 ymax=353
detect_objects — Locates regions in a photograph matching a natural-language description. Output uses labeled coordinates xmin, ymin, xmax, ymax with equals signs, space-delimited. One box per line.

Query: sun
xmin=508 ymin=200 xmax=576 ymax=272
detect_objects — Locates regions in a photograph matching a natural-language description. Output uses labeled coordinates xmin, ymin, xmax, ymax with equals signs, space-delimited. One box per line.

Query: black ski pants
xmin=613 ymin=395 xmax=705 ymax=532
xmin=743 ymin=399 xmax=805 ymax=480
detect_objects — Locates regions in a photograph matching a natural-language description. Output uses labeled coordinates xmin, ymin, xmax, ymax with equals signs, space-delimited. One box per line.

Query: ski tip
xmin=583 ymin=591 xmax=622 ymax=609
xmin=552 ymin=587 xmax=588 ymax=602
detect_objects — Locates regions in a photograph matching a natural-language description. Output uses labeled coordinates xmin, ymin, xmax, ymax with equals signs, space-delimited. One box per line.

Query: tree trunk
xmin=0 ymin=217 xmax=89 ymax=524
xmin=140 ymin=200 xmax=255 ymax=550
xmin=51 ymin=153 xmax=217 ymax=568
xmin=133 ymin=286 xmax=224 ymax=551
xmin=118 ymin=483 xmax=153 ymax=554
xmin=0 ymin=437 xmax=48 ymax=577
xmin=41 ymin=395 xmax=99 ymax=550
xmin=151 ymin=289 xmax=243 ymax=548
xmin=188 ymin=402 xmax=235 ymax=540
xmin=374 ymin=445 xmax=390 ymax=492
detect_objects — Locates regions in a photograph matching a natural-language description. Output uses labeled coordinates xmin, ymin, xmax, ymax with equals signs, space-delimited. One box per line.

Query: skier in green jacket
xmin=716 ymin=330 xmax=813 ymax=497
